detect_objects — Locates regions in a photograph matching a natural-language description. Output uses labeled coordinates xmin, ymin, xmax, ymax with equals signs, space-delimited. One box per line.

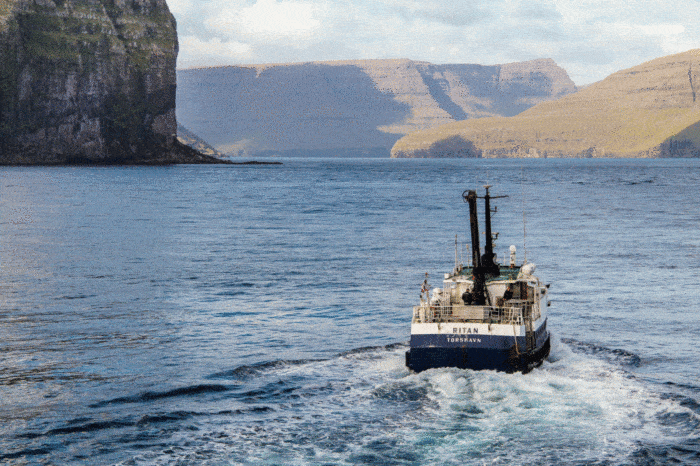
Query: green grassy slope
xmin=391 ymin=50 xmax=700 ymax=158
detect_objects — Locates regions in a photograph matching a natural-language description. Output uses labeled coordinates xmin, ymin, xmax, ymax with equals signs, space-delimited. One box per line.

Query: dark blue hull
xmin=406 ymin=333 xmax=550 ymax=373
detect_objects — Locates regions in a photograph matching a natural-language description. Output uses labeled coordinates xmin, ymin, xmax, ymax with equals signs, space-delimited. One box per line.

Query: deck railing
xmin=413 ymin=301 xmax=541 ymax=325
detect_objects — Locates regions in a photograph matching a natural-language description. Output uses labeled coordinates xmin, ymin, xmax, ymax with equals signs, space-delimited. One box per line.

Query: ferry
xmin=405 ymin=186 xmax=551 ymax=373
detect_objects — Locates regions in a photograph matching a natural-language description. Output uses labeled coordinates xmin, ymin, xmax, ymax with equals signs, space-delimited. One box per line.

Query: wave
xmin=625 ymin=178 xmax=655 ymax=185
xmin=9 ymin=340 xmax=700 ymax=465
xmin=0 ymin=447 xmax=54 ymax=461
xmin=89 ymin=383 xmax=231 ymax=407
xmin=339 ymin=342 xmax=408 ymax=357
xmin=84 ymin=339 xmax=653 ymax=413
xmin=208 ymin=358 xmax=327 ymax=380
xmin=560 ymin=337 xmax=642 ymax=367
xmin=208 ymin=342 xmax=406 ymax=380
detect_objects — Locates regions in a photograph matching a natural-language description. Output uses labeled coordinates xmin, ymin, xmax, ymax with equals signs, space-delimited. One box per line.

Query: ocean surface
xmin=1 ymin=158 xmax=699 ymax=465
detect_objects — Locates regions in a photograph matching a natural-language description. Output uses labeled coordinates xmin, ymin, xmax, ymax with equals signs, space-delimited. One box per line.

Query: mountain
xmin=0 ymin=0 xmax=226 ymax=164
xmin=176 ymin=58 xmax=576 ymax=156
xmin=391 ymin=50 xmax=700 ymax=158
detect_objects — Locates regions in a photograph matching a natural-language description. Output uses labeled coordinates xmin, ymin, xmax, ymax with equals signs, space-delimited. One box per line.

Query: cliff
xmin=0 ymin=0 xmax=224 ymax=164
xmin=177 ymin=124 xmax=226 ymax=158
xmin=176 ymin=58 xmax=576 ymax=156
xmin=391 ymin=50 xmax=700 ymax=158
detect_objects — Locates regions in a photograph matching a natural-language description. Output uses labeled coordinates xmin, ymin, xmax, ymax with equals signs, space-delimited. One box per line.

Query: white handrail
xmin=413 ymin=302 xmax=540 ymax=325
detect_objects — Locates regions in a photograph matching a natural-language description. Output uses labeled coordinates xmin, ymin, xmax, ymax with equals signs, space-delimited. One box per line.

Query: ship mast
xmin=482 ymin=185 xmax=496 ymax=275
xmin=482 ymin=185 xmax=506 ymax=277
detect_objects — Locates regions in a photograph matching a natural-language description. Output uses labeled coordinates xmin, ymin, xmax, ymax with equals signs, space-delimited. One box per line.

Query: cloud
xmin=206 ymin=0 xmax=325 ymax=42
xmin=385 ymin=0 xmax=493 ymax=26
xmin=168 ymin=0 xmax=700 ymax=84
xmin=639 ymin=23 xmax=685 ymax=37
xmin=166 ymin=0 xmax=194 ymax=15
xmin=177 ymin=36 xmax=254 ymax=68
xmin=515 ymin=1 xmax=563 ymax=21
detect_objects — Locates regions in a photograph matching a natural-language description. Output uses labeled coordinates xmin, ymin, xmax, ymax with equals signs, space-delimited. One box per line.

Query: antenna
xmin=523 ymin=202 xmax=528 ymax=264
xmin=454 ymin=234 xmax=458 ymax=272
xmin=521 ymin=166 xmax=528 ymax=264
xmin=482 ymin=184 xmax=507 ymax=275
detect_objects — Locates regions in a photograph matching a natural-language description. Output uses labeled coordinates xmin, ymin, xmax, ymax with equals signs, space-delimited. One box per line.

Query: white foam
xmin=412 ymin=337 xmax=699 ymax=464
xmin=124 ymin=341 xmax=699 ymax=465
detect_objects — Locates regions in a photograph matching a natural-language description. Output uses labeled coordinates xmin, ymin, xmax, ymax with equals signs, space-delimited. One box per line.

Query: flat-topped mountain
xmin=391 ymin=50 xmax=700 ymax=158
xmin=176 ymin=58 xmax=576 ymax=156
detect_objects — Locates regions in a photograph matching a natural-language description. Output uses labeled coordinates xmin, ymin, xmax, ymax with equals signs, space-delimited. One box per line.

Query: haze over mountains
xmin=391 ymin=50 xmax=700 ymax=158
xmin=176 ymin=58 xmax=576 ymax=157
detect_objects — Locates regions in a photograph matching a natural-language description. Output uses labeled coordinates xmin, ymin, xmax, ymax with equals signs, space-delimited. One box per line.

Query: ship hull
xmin=406 ymin=332 xmax=550 ymax=374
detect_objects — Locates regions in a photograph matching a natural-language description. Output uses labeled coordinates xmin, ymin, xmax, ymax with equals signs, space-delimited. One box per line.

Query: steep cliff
xmin=176 ymin=58 xmax=576 ymax=156
xmin=391 ymin=50 xmax=700 ymax=158
xmin=177 ymin=124 xmax=225 ymax=158
xmin=0 ymin=0 xmax=223 ymax=164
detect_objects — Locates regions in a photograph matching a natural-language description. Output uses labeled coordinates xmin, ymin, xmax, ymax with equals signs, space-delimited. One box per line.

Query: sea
xmin=1 ymin=157 xmax=699 ymax=465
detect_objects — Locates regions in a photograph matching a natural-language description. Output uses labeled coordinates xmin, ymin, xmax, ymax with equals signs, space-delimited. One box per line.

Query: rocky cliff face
xmin=176 ymin=58 xmax=576 ymax=156
xmin=177 ymin=124 xmax=225 ymax=158
xmin=0 ymin=0 xmax=220 ymax=164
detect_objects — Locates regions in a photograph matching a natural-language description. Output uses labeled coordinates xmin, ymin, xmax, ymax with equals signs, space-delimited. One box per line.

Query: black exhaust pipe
xmin=464 ymin=190 xmax=486 ymax=305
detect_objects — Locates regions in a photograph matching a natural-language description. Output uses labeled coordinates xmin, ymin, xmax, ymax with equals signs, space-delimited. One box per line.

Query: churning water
xmin=1 ymin=158 xmax=699 ymax=465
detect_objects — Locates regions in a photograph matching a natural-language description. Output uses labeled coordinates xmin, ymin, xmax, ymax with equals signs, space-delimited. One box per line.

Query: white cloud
xmin=388 ymin=0 xmax=492 ymax=26
xmin=170 ymin=0 xmax=700 ymax=83
xmin=206 ymin=0 xmax=324 ymax=42
xmin=166 ymin=0 xmax=194 ymax=15
xmin=639 ymin=23 xmax=691 ymax=56
xmin=639 ymin=24 xmax=685 ymax=36
xmin=177 ymin=36 xmax=254 ymax=68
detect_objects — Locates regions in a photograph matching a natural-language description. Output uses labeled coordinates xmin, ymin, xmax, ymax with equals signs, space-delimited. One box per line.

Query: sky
xmin=167 ymin=0 xmax=700 ymax=85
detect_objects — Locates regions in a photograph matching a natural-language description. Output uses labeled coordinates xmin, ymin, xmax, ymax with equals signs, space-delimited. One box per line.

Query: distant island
xmin=391 ymin=50 xmax=700 ymax=158
xmin=176 ymin=58 xmax=577 ymax=157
